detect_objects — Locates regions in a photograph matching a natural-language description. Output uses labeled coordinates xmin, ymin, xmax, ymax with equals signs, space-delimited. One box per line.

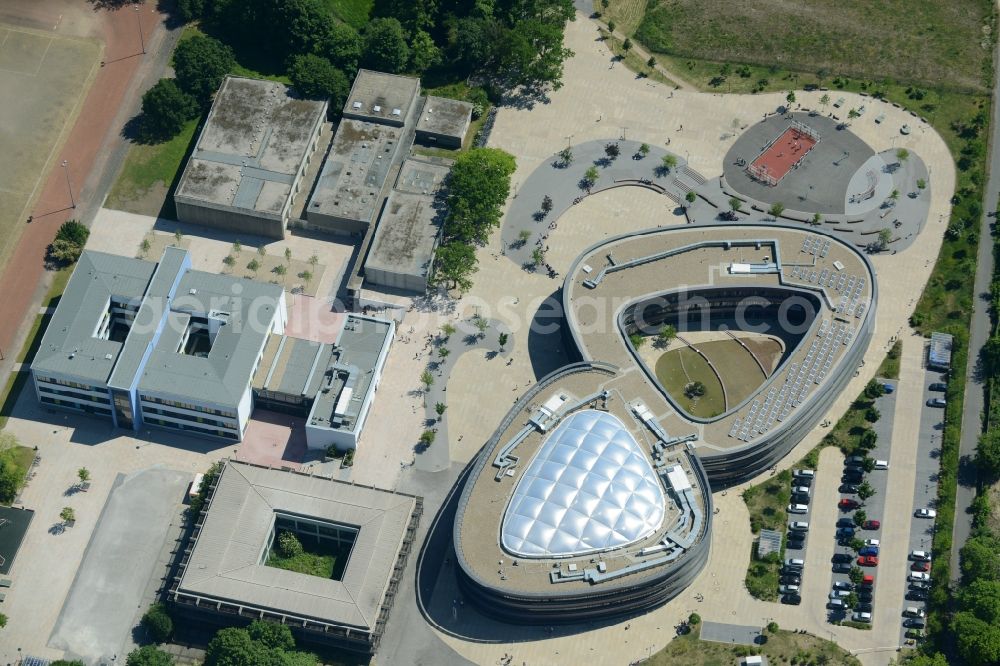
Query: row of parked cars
xmin=833 ymin=455 xmax=885 ymax=624
xmin=779 ymin=469 xmax=816 ymax=604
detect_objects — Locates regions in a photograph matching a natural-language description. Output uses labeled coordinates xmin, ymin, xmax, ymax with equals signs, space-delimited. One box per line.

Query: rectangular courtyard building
xmin=415 ymin=96 xmax=473 ymax=149
xmin=31 ymin=247 xmax=287 ymax=442
xmin=174 ymin=76 xmax=327 ymax=239
xmin=171 ymin=460 xmax=422 ymax=654
xmin=363 ymin=157 xmax=450 ymax=292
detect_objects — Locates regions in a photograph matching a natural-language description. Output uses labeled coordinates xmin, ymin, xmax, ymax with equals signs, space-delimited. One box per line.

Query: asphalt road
xmin=949 ymin=12 xmax=1000 ymax=583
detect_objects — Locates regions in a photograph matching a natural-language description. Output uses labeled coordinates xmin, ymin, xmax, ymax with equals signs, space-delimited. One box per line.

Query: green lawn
xmin=655 ymin=346 xmax=726 ymax=418
xmin=0 ymin=442 xmax=35 ymax=505
xmin=266 ymin=537 xmax=351 ymax=580
xmin=324 ymin=0 xmax=372 ymax=30
xmin=634 ymin=0 xmax=993 ymax=92
xmin=650 ymin=625 xmax=860 ymax=666
xmin=105 ymin=118 xmax=199 ymax=218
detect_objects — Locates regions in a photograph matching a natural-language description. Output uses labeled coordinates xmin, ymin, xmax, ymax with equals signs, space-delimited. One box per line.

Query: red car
xmin=858 ymin=555 xmax=879 ymax=567
xmin=911 ymin=561 xmax=931 ymax=572
xmin=862 ymin=574 xmax=875 ymax=586
xmin=839 ymin=499 xmax=860 ymax=510
xmin=862 ymin=520 xmax=881 ymax=530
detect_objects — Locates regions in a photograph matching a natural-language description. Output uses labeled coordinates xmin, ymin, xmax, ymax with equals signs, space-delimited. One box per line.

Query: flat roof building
xmin=415 ymin=96 xmax=473 ymax=149
xmin=342 ymin=69 xmax=420 ymax=127
xmin=175 ymin=77 xmax=327 ymax=239
xmin=171 ymin=460 xmax=422 ymax=654
xmin=31 ymin=247 xmax=287 ymax=442
xmin=363 ymin=157 xmax=450 ymax=293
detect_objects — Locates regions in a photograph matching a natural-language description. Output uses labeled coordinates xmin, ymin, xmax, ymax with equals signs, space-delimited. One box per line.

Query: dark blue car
xmin=859 ymin=546 xmax=879 ymax=556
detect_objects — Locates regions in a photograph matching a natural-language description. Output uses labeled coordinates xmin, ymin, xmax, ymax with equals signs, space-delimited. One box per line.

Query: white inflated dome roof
xmin=501 ymin=409 xmax=665 ymax=558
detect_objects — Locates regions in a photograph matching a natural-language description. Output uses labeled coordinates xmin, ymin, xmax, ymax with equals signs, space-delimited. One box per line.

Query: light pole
xmin=135 ymin=4 xmax=145 ymax=55
xmin=61 ymin=160 xmax=76 ymax=209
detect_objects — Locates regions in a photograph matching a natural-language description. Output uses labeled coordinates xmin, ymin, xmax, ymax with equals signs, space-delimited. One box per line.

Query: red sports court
xmin=747 ymin=121 xmax=821 ymax=186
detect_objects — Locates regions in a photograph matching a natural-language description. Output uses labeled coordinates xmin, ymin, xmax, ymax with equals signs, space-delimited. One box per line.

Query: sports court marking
xmin=748 ymin=122 xmax=820 ymax=186
xmin=0 ymin=28 xmax=54 ymax=76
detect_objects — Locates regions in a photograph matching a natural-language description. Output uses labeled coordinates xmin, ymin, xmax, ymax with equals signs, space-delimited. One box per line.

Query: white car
xmin=865 ymin=539 xmax=880 ymax=547
xmin=793 ymin=469 xmax=815 ymax=480
xmin=915 ymin=508 xmax=937 ymax=518
xmin=832 ymin=580 xmax=854 ymax=591
xmin=853 ymin=611 xmax=872 ymax=623
xmin=788 ymin=504 xmax=809 ymax=514
xmin=829 ymin=589 xmax=850 ymax=599
xmin=874 ymin=459 xmax=889 ymax=470
xmin=792 ymin=486 xmax=811 ymax=495
xmin=910 ymin=550 xmax=931 ymax=562
xmin=789 ymin=521 xmax=810 ymax=531
xmin=780 ymin=584 xmax=800 ymax=594
xmin=909 ymin=572 xmax=931 ymax=582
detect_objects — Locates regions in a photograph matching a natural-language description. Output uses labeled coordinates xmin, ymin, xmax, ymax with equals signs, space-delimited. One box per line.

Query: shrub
xmin=688 ymin=612 xmax=701 ymax=625
xmin=277 ymin=531 xmax=303 ymax=559
xmin=141 ymin=603 xmax=174 ymax=643
xmin=126 ymin=645 xmax=173 ymax=666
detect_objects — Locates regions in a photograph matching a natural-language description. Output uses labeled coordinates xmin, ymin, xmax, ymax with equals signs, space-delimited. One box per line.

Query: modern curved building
xmin=453 ymin=223 xmax=875 ymax=621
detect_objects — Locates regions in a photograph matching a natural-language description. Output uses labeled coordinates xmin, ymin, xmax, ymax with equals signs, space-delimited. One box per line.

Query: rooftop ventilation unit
xmin=392 ymin=108 xmax=401 ymax=116
xmin=353 ymin=101 xmax=362 ymax=109
xmin=373 ymin=105 xmax=381 ymax=112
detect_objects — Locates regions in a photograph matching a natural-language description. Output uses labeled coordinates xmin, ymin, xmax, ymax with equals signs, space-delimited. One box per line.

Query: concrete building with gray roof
xmin=342 ymin=69 xmax=420 ymax=127
xmin=415 ymin=95 xmax=473 ymax=149
xmin=174 ymin=76 xmax=327 ymax=239
xmin=170 ymin=460 xmax=421 ymax=654
xmin=31 ymin=247 xmax=287 ymax=442
xmin=363 ymin=157 xmax=450 ymax=292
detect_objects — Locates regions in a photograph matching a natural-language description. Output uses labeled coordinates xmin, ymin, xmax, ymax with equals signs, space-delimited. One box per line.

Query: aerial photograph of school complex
xmin=0 ymin=1 xmax=998 ymax=665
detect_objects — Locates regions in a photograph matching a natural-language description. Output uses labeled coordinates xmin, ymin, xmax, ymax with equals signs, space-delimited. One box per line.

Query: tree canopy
xmin=362 ymin=18 xmax=410 ymax=73
xmin=434 ymin=242 xmax=478 ymax=292
xmin=444 ymin=148 xmax=517 ymax=246
xmin=287 ymin=54 xmax=350 ymax=109
xmin=173 ymin=34 xmax=236 ymax=105
xmin=126 ymin=646 xmax=174 ymax=666
xmin=140 ymin=78 xmax=198 ymax=142
xmin=204 ymin=621 xmax=316 ymax=666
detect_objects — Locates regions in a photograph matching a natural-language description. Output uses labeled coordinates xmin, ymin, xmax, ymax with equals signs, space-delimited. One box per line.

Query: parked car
xmin=907 ymin=590 xmax=929 ymax=601
xmin=859 ymin=546 xmax=880 ymax=556
xmin=857 ymin=602 xmax=874 ymax=612
xmin=865 ymin=539 xmax=880 ymax=547
xmin=833 ymin=562 xmax=853 ymax=573
xmin=788 ymin=503 xmax=809 ymax=514
xmin=791 ymin=493 xmax=811 ymax=505
xmin=832 ymin=552 xmax=854 ymax=563
xmin=904 ymin=607 xmax=927 ymax=618
xmin=792 ymin=485 xmax=811 ymax=495
xmin=862 ymin=574 xmax=875 ymax=586
xmin=874 ymin=459 xmax=889 ymax=470
xmin=858 ymin=589 xmax=874 ymax=602
xmin=789 ymin=521 xmax=810 ymax=531
xmin=915 ymin=508 xmax=937 ymax=518
xmin=910 ymin=580 xmax=931 ymax=590
xmin=837 ymin=527 xmax=856 ymax=539
xmin=793 ymin=469 xmax=815 ymax=480
xmin=842 ymin=472 xmax=864 ymax=483
xmin=910 ymin=550 xmax=931 ymax=561
xmin=852 ymin=611 xmax=873 ymax=623
xmin=781 ymin=594 xmax=802 ymax=605
xmin=882 ymin=383 xmax=895 ymax=393
xmin=780 ymin=575 xmax=802 ymax=585
xmin=909 ymin=572 xmax=931 ymax=582
xmin=786 ymin=539 xmax=804 ymax=550
xmin=929 ymin=382 xmax=947 ymax=392
xmin=858 ymin=555 xmax=879 ymax=567
xmin=829 ymin=589 xmax=851 ymax=599
xmin=839 ymin=499 xmax=860 ymax=510
xmin=785 ymin=558 xmax=805 ymax=569
xmin=837 ymin=518 xmax=856 ymax=529
xmin=840 ymin=484 xmax=860 ymax=494
xmin=833 ymin=580 xmax=854 ymax=591
xmin=846 ymin=455 xmax=866 ymax=465
xmin=904 ymin=618 xmax=927 ymax=629
xmin=911 ymin=561 xmax=931 ymax=572
xmin=827 ymin=599 xmax=847 ymax=609
xmin=862 ymin=520 xmax=881 ymax=530
xmin=779 ymin=584 xmax=800 ymax=594
xmin=927 ymin=398 xmax=946 ymax=408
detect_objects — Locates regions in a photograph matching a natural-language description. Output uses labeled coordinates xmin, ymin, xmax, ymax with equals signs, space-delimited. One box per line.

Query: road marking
xmin=32 ymin=36 xmax=53 ymax=76
xmin=53 ymin=13 xmax=63 ymax=32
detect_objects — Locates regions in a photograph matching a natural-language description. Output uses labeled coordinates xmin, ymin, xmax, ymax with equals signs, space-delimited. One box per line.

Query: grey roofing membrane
xmin=342 ymin=69 xmax=420 ymax=124
xmin=177 ymin=461 xmax=417 ymax=631
xmin=175 ymin=77 xmax=325 ymax=215
xmin=308 ymin=119 xmax=403 ymax=225
xmin=32 ymin=251 xmax=156 ymax=384
xmin=254 ymin=334 xmax=334 ymax=398
xmin=415 ymin=96 xmax=472 ymax=139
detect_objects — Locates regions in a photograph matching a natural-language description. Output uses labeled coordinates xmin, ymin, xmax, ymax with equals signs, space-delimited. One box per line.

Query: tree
xmin=688 ymin=612 xmax=701 ymax=625
xmin=287 ymin=54 xmax=349 ymax=109
xmin=363 ymin=18 xmax=410 ymax=73
xmin=273 ymin=264 xmax=287 ymax=281
xmin=277 ymin=531 xmax=303 ymax=558
xmin=60 ymin=506 xmax=76 ymax=524
xmin=541 ymin=195 xmax=553 ymax=212
xmin=125 ymin=646 xmax=173 ymax=666
xmin=257 ymin=246 xmax=266 ymax=257
xmin=419 ymin=430 xmax=436 ymax=447
xmin=865 ymin=405 xmax=881 ymax=422
xmin=141 ymin=603 xmax=174 ymax=643
xmin=299 ymin=270 xmax=313 ymax=286
xmin=848 ymin=108 xmax=860 ymax=122
xmin=976 ymin=429 xmax=1000 ymax=480
xmin=77 ymin=468 xmax=90 ymax=483
xmin=859 ymin=428 xmax=878 ymax=449
xmin=890 ymin=188 xmax=900 ymax=200
xmin=844 ymin=591 xmax=858 ymax=609
xmin=223 ymin=255 xmax=236 ymax=269
xmin=864 ymin=379 xmax=885 ymax=399
xmin=959 ymin=578 xmax=1000 ymax=624
xmin=685 ymin=190 xmax=697 ymax=204
xmin=661 ymin=154 xmax=678 ymax=172
xmin=233 ymin=240 xmax=242 ymax=255
xmin=605 ymin=142 xmax=620 ymax=159
xmin=444 ymin=148 xmax=516 ymax=245
xmin=441 ymin=323 xmax=456 ymax=340
xmin=308 ymin=254 xmax=318 ymax=268
xmin=607 ymin=20 xmax=616 ymax=33
xmin=274 ymin=0 xmax=335 ymax=59
xmin=247 ymin=620 xmax=296 ymax=651
xmin=848 ymin=537 xmax=865 ymax=553
xmin=786 ymin=91 xmax=796 ymax=105
xmin=960 ymin=534 xmax=1000 ymax=583
xmin=56 ymin=219 xmax=89 ymax=246
xmin=954 ymin=611 xmax=1000 ymax=666
xmin=474 ymin=316 xmax=489 ymax=338
xmin=629 ymin=332 xmax=645 ymax=349
xmin=811 ymin=212 xmax=823 ymax=226
xmin=857 ymin=481 xmax=876 ymax=503
xmin=174 ymin=229 xmax=184 ymax=245
xmin=434 ymin=242 xmax=477 ymax=291
xmin=420 ymin=370 xmax=434 ymax=392
xmin=622 ymin=38 xmax=632 ymax=53
xmin=140 ymin=78 xmax=198 ymax=142
xmin=140 ymin=238 xmax=152 ymax=257
xmin=684 ymin=381 xmax=706 ymax=398
xmin=323 ymin=23 xmax=363 ymax=72
xmin=437 ymin=346 xmax=451 ymax=360
xmin=435 ymin=402 xmax=447 ymax=420
xmin=853 ymin=509 xmax=867 ymax=527
xmin=410 ymin=29 xmax=441 ymax=71
xmin=897 ymin=148 xmax=910 ymax=162
xmin=917 ymin=178 xmax=927 ymax=190
xmin=531 ymin=247 xmax=545 ymax=266
xmin=172 ymin=35 xmax=235 ymax=106
xmin=518 ymin=229 xmax=532 ymax=245
xmin=819 ymin=93 xmax=830 ymax=110
xmin=639 ymin=142 xmax=650 ymax=156
xmin=656 ymin=325 xmax=677 ymax=348
xmin=769 ymin=202 xmax=785 ymax=218
xmin=204 ymin=627 xmax=261 ymax=666
xmin=559 ymin=147 xmax=573 ymax=165
xmin=848 ymin=565 xmax=864 ymax=585
xmin=176 ymin=0 xmax=205 ymax=22
xmin=647 ymin=56 xmax=656 ymax=68
xmin=729 ymin=197 xmax=743 ymax=212
xmin=247 ymin=258 xmax=261 ymax=275
xmin=498 ymin=332 xmax=509 ymax=350
xmin=583 ymin=166 xmax=599 ymax=188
